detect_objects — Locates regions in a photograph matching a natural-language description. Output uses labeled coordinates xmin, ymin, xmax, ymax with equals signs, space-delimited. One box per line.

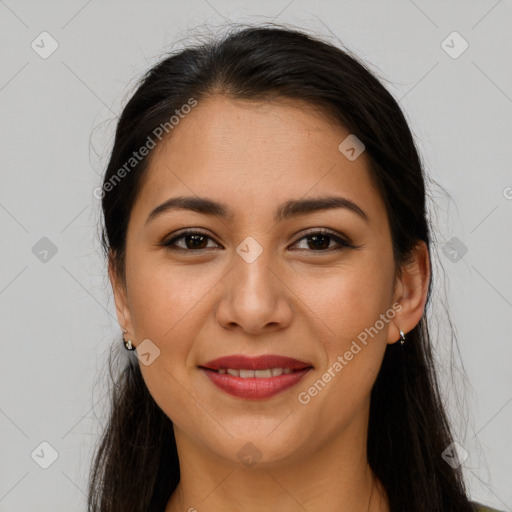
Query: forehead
xmin=133 ymin=95 xmax=385 ymax=225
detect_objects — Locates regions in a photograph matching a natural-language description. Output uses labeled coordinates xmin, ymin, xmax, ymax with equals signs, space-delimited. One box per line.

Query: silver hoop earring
xmin=123 ymin=328 xmax=136 ymax=351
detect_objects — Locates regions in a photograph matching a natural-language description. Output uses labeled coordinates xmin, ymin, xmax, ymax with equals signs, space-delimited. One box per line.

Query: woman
xmin=88 ymin=24 xmax=502 ymax=512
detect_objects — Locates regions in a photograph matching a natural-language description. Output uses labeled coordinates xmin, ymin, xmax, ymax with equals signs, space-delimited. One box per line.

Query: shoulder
xmin=470 ymin=501 xmax=505 ymax=512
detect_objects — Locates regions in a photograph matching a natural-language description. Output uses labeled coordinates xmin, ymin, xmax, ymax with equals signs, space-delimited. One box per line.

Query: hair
xmin=88 ymin=23 xmax=474 ymax=512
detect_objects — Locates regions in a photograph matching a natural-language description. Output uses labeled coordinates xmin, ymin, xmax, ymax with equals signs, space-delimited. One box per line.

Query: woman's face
xmin=111 ymin=95 xmax=421 ymax=468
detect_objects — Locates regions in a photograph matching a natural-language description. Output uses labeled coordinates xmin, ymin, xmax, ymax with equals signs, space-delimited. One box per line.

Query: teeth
xmin=255 ymin=369 xmax=272 ymax=378
xmin=215 ymin=367 xmax=299 ymax=378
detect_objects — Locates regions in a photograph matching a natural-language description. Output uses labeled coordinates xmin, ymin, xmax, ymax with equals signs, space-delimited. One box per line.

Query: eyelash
xmin=160 ymin=228 xmax=354 ymax=254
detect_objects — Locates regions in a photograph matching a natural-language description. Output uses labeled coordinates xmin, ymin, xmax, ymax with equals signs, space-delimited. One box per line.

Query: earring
xmin=399 ymin=330 xmax=406 ymax=345
xmin=123 ymin=328 xmax=136 ymax=351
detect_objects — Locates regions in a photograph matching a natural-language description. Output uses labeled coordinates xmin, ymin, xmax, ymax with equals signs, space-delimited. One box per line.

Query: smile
xmin=200 ymin=367 xmax=313 ymax=400
xmin=199 ymin=354 xmax=313 ymax=400
xmin=214 ymin=368 xmax=294 ymax=377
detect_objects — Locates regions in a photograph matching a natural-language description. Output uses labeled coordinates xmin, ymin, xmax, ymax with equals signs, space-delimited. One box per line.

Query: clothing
xmin=471 ymin=501 xmax=505 ymax=512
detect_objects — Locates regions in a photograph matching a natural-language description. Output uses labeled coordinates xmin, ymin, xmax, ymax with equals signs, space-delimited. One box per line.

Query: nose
xmin=215 ymin=240 xmax=293 ymax=336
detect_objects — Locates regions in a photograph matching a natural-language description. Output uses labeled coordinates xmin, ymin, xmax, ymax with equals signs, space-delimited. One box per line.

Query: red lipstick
xmin=199 ymin=354 xmax=313 ymax=400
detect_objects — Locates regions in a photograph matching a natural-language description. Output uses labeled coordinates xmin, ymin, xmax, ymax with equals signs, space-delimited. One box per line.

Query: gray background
xmin=1 ymin=1 xmax=511 ymax=510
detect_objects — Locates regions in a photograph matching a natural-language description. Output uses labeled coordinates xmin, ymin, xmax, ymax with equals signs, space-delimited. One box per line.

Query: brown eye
xmin=161 ymin=228 xmax=354 ymax=254
xmin=291 ymin=230 xmax=353 ymax=252
xmin=162 ymin=230 xmax=220 ymax=252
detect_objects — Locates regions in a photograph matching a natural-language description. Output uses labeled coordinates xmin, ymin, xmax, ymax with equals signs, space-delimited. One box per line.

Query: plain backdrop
xmin=0 ymin=1 xmax=511 ymax=511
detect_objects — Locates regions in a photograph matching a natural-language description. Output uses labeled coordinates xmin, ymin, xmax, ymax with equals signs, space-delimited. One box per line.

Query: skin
xmin=110 ymin=95 xmax=430 ymax=512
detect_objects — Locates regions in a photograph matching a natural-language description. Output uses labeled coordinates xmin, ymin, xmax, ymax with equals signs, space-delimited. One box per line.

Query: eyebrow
xmin=145 ymin=195 xmax=369 ymax=225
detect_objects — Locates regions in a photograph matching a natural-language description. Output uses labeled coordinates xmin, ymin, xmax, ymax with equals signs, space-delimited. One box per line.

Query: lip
xmin=201 ymin=354 xmax=312 ymax=371
xmin=199 ymin=354 xmax=313 ymax=400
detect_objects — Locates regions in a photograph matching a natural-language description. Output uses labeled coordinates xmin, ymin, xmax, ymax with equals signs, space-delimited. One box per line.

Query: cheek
xmin=294 ymin=258 xmax=393 ymax=406
xmin=294 ymin=258 xmax=393 ymax=351
xmin=125 ymin=252 xmax=216 ymax=341
xmin=124 ymin=254 xmax=226 ymax=414
xmin=127 ymin=266 xmax=211 ymax=427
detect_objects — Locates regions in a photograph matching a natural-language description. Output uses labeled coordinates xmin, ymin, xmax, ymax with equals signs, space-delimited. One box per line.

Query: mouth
xmin=199 ymin=354 xmax=313 ymax=400
xmin=201 ymin=367 xmax=307 ymax=377
xmin=200 ymin=354 xmax=313 ymax=371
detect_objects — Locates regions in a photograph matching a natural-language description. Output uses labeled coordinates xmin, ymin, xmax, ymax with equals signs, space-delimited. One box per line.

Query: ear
xmin=386 ymin=240 xmax=430 ymax=345
xmin=108 ymin=252 xmax=135 ymax=344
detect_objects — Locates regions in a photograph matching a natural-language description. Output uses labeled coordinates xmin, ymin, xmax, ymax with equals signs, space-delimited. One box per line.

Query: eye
xmin=160 ymin=228 xmax=354 ymax=253
xmin=161 ymin=229 xmax=220 ymax=252
xmin=291 ymin=229 xmax=354 ymax=252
